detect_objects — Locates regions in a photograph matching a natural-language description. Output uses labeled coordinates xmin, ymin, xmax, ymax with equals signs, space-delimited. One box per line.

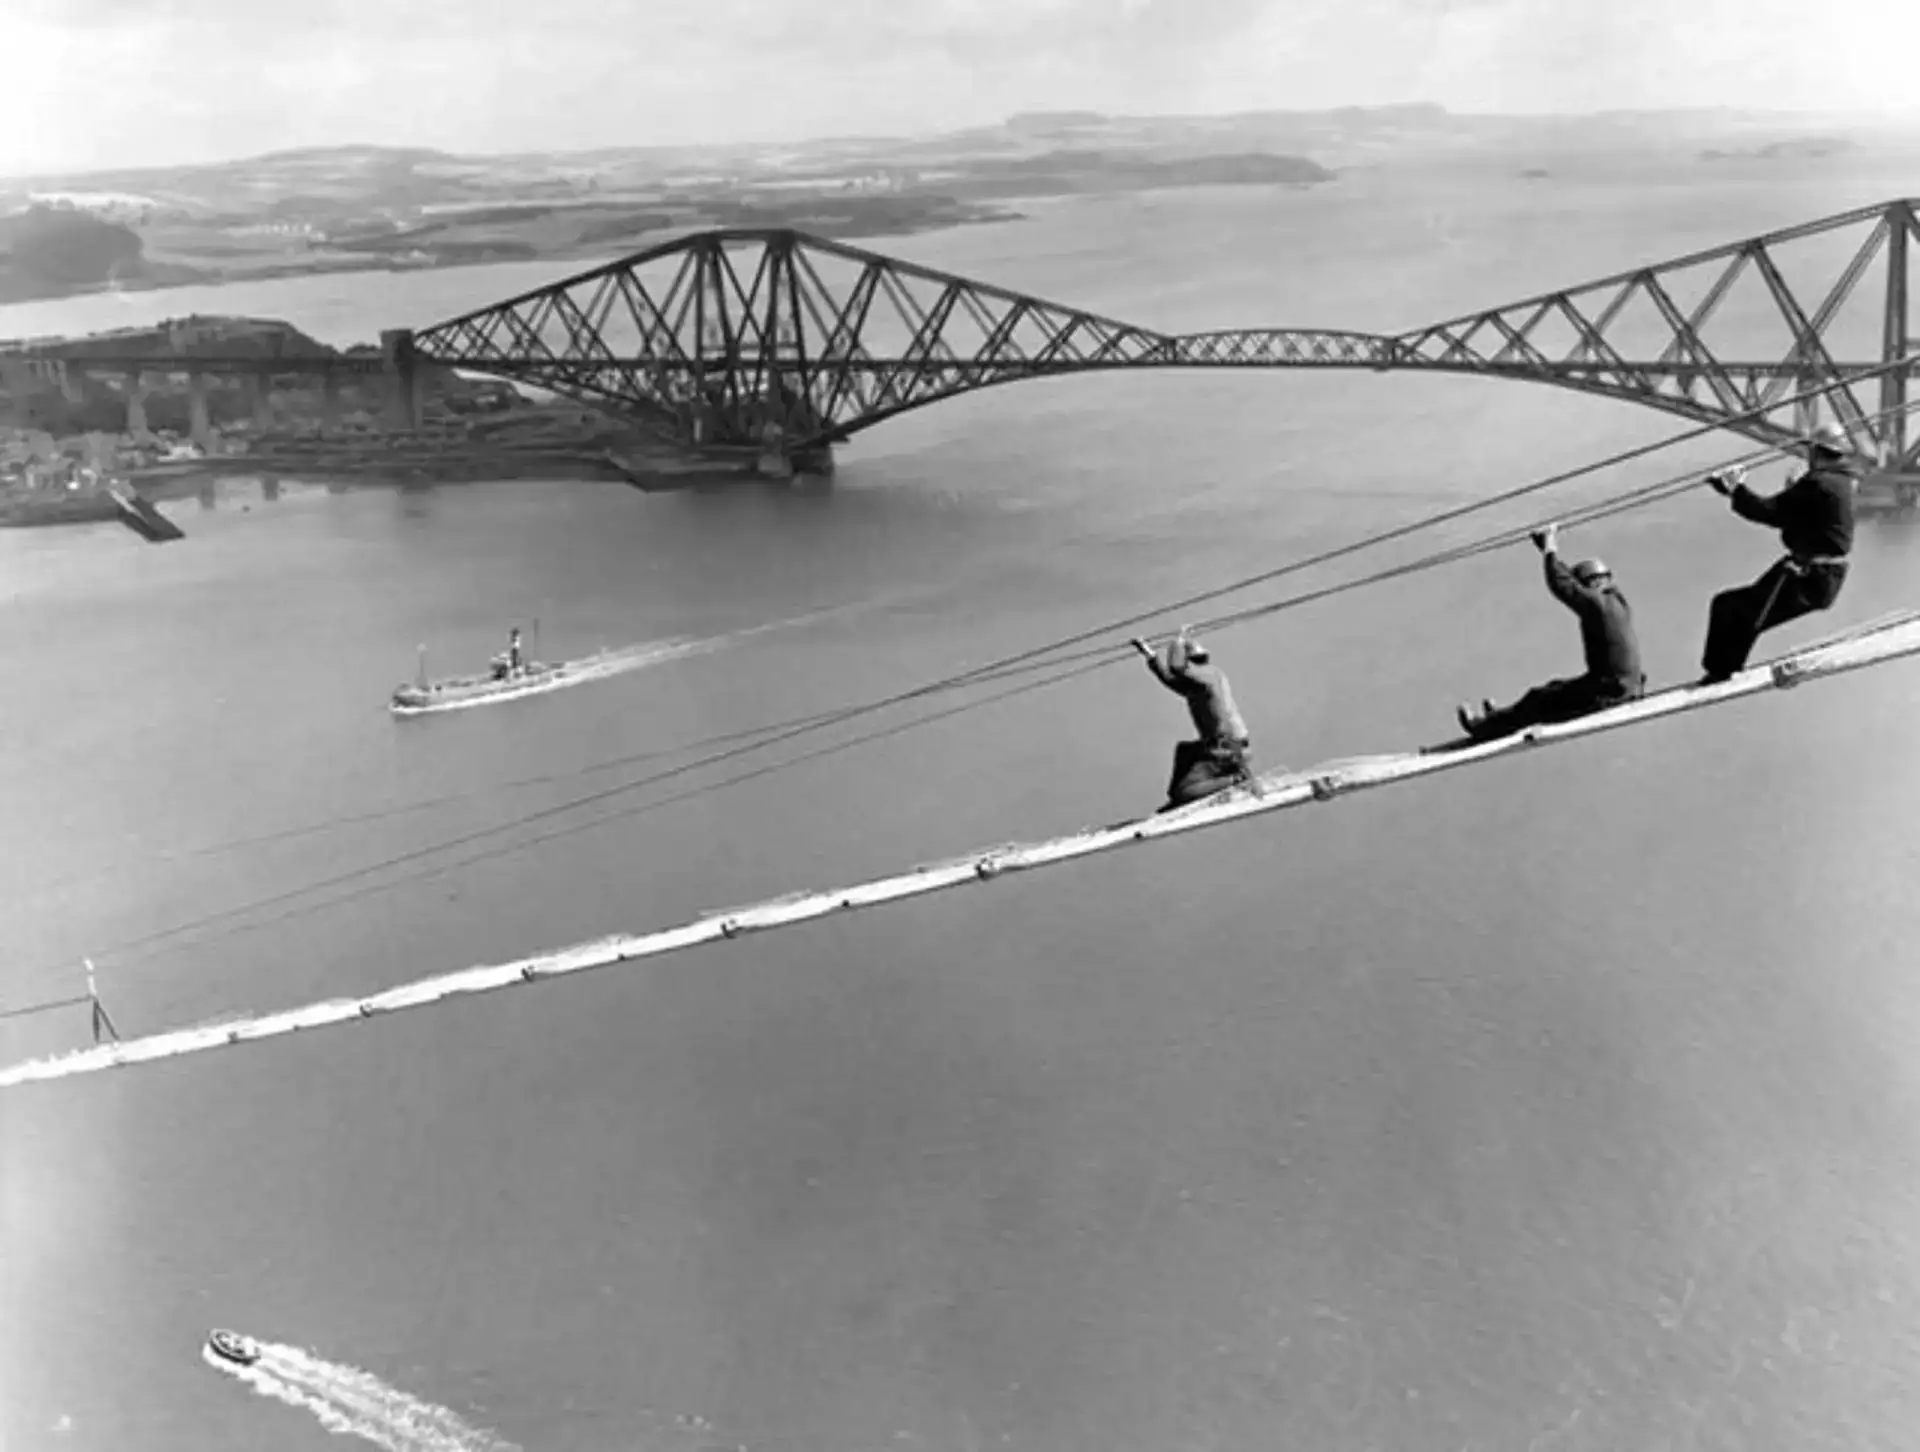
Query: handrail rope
xmin=16 ymin=415 xmax=1905 ymax=994
xmin=41 ymin=366 xmax=1920 ymax=882
xmin=859 ymin=397 xmax=1920 ymax=680
xmin=6 ymin=373 xmax=1914 ymax=1004
xmin=909 ymin=358 xmax=1920 ymax=684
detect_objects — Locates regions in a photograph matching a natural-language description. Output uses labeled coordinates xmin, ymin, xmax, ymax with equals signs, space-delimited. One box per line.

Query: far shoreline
xmin=0 ymin=207 xmax=1046 ymax=313
xmin=0 ymin=151 xmax=1349 ymax=316
xmin=0 ymin=174 xmax=1340 ymax=314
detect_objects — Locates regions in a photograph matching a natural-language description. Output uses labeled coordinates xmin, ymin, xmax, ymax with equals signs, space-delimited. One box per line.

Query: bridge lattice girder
xmin=411 ymin=235 xmax=1430 ymax=449
xmin=412 ymin=231 xmax=1178 ymax=450
xmin=1389 ymin=197 xmax=1920 ymax=469
xmin=8 ymin=201 xmax=1915 ymax=468
xmin=411 ymin=198 xmax=1920 ymax=465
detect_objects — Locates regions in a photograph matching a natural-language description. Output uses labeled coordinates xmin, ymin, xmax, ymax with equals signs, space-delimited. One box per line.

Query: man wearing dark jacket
xmin=1132 ymin=628 xmax=1254 ymax=809
xmin=1457 ymin=523 xmax=1645 ymax=741
xmin=1698 ymin=420 xmax=1858 ymax=683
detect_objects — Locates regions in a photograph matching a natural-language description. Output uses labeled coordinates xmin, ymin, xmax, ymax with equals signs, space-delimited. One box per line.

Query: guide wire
xmin=10 ymin=374 xmax=1913 ymax=998
xmin=104 ymin=368 xmax=1920 ymax=876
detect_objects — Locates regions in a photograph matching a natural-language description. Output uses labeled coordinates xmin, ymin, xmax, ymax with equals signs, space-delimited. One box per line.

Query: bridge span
xmin=4 ymin=197 xmax=1918 ymax=498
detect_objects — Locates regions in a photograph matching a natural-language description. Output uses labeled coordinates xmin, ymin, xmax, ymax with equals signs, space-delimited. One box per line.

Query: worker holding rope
xmin=1698 ymin=420 xmax=1858 ymax=683
xmin=11 ymin=379 xmax=1920 ymax=1090
xmin=1455 ymin=523 xmax=1646 ymax=742
xmin=1132 ymin=627 xmax=1254 ymax=810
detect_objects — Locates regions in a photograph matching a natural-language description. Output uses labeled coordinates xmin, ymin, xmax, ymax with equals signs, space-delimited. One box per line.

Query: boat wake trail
xmin=202 ymin=1338 xmax=519 ymax=1452
xmin=399 ymin=602 xmax=867 ymax=716
xmin=565 ymin=597 xmax=899 ymax=685
xmin=395 ymin=637 xmax=696 ymax=716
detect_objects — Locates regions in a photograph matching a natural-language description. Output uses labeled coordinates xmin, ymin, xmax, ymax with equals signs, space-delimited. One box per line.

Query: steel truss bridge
xmin=7 ymin=198 xmax=1919 ymax=481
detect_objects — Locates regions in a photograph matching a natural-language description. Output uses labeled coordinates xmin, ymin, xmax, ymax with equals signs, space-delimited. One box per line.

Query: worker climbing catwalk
xmin=1132 ymin=628 xmax=1255 ymax=810
xmin=1698 ymin=420 xmax=1858 ymax=684
xmin=1456 ymin=522 xmax=1645 ymax=742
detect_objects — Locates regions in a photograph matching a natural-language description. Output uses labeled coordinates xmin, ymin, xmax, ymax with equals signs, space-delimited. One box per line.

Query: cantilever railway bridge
xmin=4 ymin=197 xmax=1918 ymax=487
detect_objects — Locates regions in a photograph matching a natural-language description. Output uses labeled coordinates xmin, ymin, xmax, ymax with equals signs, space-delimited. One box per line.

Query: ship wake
xmin=202 ymin=1337 xmax=518 ymax=1452
xmin=400 ymin=600 xmax=868 ymax=714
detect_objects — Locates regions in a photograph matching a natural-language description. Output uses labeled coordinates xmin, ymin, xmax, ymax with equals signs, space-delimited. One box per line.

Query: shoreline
xmin=1 ymin=283 xmax=812 ymax=524
xmin=0 ymin=391 xmax=794 ymax=532
xmin=0 ymin=466 xmax=767 ymax=532
xmin=0 ymin=144 xmax=1347 ymax=314
xmin=0 ymin=440 xmax=780 ymax=531
xmin=0 ymin=203 xmax=1036 ymax=311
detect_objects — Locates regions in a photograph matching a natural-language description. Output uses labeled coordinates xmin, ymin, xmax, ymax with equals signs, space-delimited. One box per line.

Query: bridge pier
xmin=753 ymin=420 xmax=834 ymax=483
xmin=0 ymin=355 xmax=34 ymax=428
xmin=789 ymin=442 xmax=835 ymax=478
xmin=381 ymin=329 xmax=422 ymax=431
xmin=246 ymin=374 xmax=274 ymax=429
xmin=123 ymin=371 xmax=152 ymax=440
xmin=186 ymin=372 xmax=214 ymax=450
xmin=752 ymin=451 xmax=838 ymax=483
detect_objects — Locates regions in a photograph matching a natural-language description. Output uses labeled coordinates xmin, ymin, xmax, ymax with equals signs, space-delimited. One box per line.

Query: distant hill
xmin=0 ymin=204 xmax=194 ymax=303
xmin=1699 ymin=136 xmax=1861 ymax=162
xmin=0 ymin=105 xmax=1904 ymax=309
xmin=4 ymin=103 xmax=1890 ymax=210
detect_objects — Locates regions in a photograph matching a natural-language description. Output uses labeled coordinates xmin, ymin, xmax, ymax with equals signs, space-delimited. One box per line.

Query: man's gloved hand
xmin=1531 ymin=523 xmax=1559 ymax=554
xmin=1706 ymin=465 xmax=1747 ymax=496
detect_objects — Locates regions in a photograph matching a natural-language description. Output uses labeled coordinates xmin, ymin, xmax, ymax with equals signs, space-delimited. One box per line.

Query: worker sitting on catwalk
xmin=1456 ymin=522 xmax=1645 ymax=742
xmin=1697 ymin=419 xmax=1858 ymax=685
xmin=1132 ymin=627 xmax=1255 ymax=810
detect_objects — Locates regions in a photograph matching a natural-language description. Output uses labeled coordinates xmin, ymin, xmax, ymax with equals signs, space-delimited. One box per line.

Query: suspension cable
xmin=0 ymin=993 xmax=89 ymax=1023
xmin=900 ymin=360 xmax=1920 ymax=688
xmin=828 ymin=398 xmax=1917 ymax=683
xmin=16 ymin=384 xmax=1912 ymax=998
xmin=1013 ymin=465 xmax=1717 ymax=671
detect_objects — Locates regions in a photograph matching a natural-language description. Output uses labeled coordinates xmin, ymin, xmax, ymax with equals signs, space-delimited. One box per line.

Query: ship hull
xmin=389 ymin=657 xmax=606 ymax=716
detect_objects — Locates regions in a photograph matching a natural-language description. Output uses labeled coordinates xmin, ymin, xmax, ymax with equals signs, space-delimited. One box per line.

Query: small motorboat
xmin=206 ymin=1329 xmax=261 ymax=1367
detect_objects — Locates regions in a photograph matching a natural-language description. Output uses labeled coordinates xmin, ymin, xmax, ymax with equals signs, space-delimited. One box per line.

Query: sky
xmin=5 ymin=0 xmax=1920 ymax=177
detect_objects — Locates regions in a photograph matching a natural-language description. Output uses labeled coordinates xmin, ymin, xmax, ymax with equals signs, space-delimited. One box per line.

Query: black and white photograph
xmin=5 ymin=2 xmax=1920 ymax=1448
